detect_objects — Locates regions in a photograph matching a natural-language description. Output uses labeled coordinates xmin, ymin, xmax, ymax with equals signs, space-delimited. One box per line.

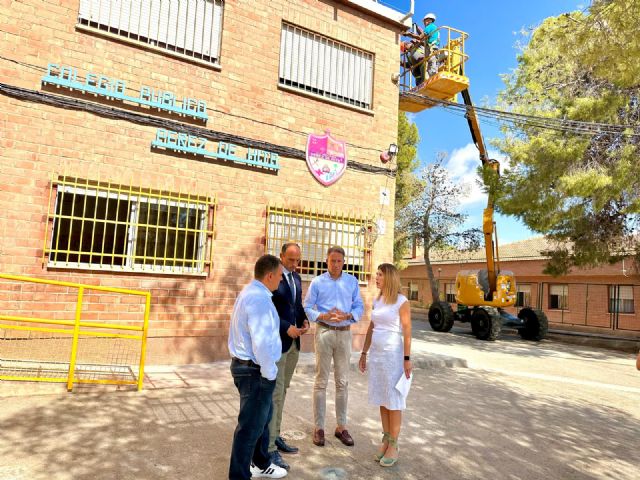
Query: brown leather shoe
xmin=313 ymin=429 xmax=325 ymax=447
xmin=334 ymin=429 xmax=354 ymax=446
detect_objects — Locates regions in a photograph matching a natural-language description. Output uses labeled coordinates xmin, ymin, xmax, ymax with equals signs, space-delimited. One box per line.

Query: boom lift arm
xmin=460 ymin=89 xmax=499 ymax=299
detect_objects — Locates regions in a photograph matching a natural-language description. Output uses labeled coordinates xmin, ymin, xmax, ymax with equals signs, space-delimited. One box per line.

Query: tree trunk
xmin=423 ymin=249 xmax=440 ymax=305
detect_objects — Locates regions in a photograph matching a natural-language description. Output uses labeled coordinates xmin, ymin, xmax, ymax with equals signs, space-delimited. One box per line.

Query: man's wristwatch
xmin=404 ymin=355 xmax=410 ymax=361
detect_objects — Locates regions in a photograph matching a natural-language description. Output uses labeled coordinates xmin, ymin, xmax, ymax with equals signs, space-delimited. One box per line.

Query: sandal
xmin=374 ymin=432 xmax=390 ymax=461
xmin=379 ymin=435 xmax=399 ymax=467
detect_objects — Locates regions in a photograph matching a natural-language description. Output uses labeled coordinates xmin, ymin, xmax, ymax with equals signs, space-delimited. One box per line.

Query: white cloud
xmin=444 ymin=143 xmax=510 ymax=207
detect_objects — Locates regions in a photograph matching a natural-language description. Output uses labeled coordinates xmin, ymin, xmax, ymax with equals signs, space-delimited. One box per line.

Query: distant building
xmin=400 ymin=237 xmax=640 ymax=337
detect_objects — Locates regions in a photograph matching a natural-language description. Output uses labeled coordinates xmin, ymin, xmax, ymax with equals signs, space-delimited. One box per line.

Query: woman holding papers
xmin=358 ymin=263 xmax=412 ymax=467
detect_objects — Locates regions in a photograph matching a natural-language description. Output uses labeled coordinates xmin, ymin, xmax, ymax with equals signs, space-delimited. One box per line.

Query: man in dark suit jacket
xmin=267 ymin=243 xmax=309 ymax=470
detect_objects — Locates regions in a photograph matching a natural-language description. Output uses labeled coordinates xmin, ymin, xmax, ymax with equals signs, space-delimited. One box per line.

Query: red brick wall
xmin=0 ymin=0 xmax=403 ymax=363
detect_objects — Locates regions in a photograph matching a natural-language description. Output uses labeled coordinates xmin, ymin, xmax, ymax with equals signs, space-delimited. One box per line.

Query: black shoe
xmin=269 ymin=450 xmax=290 ymax=471
xmin=275 ymin=436 xmax=299 ymax=454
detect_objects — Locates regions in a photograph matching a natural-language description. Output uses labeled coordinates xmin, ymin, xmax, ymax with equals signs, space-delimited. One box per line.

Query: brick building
xmin=401 ymin=237 xmax=640 ymax=338
xmin=0 ymin=0 xmax=412 ymax=364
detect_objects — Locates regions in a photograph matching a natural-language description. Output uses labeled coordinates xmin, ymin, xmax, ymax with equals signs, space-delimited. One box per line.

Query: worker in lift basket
xmin=404 ymin=12 xmax=440 ymax=86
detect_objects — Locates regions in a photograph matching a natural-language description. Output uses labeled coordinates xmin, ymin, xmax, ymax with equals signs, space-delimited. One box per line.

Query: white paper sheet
xmin=394 ymin=372 xmax=413 ymax=398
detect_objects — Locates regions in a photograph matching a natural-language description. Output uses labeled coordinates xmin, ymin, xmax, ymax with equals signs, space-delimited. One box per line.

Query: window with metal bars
xmin=46 ymin=177 xmax=215 ymax=275
xmin=608 ymin=285 xmax=635 ymax=314
xmin=515 ymin=284 xmax=532 ymax=307
xmin=266 ymin=206 xmax=373 ymax=282
xmin=408 ymin=282 xmax=418 ymax=301
xmin=444 ymin=283 xmax=456 ymax=303
xmin=549 ymin=284 xmax=568 ymax=310
xmin=77 ymin=0 xmax=224 ymax=66
xmin=279 ymin=22 xmax=374 ymax=110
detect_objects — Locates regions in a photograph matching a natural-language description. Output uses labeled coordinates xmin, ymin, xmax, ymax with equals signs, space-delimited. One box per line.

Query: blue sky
xmin=384 ymin=0 xmax=586 ymax=244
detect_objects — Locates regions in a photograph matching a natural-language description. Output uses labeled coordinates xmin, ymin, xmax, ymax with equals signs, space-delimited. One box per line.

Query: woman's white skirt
xmin=367 ymin=329 xmax=407 ymax=410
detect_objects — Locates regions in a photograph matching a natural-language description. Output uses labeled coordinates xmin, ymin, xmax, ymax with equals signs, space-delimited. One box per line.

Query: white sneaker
xmin=250 ymin=462 xmax=288 ymax=478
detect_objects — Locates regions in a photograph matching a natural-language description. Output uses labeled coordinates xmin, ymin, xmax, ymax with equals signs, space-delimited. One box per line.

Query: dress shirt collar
xmin=251 ymin=279 xmax=274 ymax=296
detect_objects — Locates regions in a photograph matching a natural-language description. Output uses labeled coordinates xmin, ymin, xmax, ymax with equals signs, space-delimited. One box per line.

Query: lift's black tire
xmin=471 ymin=308 xmax=501 ymax=341
xmin=517 ymin=308 xmax=548 ymax=341
xmin=428 ymin=301 xmax=455 ymax=332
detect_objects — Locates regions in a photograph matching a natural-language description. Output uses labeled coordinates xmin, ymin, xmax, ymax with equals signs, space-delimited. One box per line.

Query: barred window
xmin=266 ymin=206 xmax=373 ymax=281
xmin=279 ymin=23 xmax=374 ymax=110
xmin=78 ymin=0 xmax=224 ymax=65
xmin=609 ymin=285 xmax=634 ymax=314
xmin=408 ymin=282 xmax=418 ymax=301
xmin=515 ymin=284 xmax=532 ymax=307
xmin=46 ymin=177 xmax=215 ymax=275
xmin=549 ymin=284 xmax=568 ymax=310
xmin=444 ymin=283 xmax=456 ymax=303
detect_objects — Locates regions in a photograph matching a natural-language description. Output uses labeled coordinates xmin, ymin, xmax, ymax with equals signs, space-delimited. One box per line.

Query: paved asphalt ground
xmin=1 ymin=319 xmax=639 ymax=480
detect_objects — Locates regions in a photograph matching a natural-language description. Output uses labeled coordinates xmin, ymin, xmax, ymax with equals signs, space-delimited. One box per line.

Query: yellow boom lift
xmin=399 ymin=24 xmax=548 ymax=341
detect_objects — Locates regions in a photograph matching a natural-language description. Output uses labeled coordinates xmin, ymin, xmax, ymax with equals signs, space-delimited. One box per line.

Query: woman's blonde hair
xmin=377 ymin=263 xmax=400 ymax=304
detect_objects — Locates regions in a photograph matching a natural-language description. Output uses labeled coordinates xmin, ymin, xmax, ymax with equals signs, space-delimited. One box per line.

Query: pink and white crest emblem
xmin=306 ymin=131 xmax=348 ymax=186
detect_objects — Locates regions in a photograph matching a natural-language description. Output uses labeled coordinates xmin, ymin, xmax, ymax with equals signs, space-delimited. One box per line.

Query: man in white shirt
xmin=228 ymin=254 xmax=287 ymax=480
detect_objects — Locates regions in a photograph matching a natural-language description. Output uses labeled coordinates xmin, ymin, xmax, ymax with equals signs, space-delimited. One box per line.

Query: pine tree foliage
xmin=496 ymin=0 xmax=640 ymax=275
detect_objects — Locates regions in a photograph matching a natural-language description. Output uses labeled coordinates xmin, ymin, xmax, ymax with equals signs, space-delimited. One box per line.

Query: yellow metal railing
xmin=43 ymin=175 xmax=217 ymax=276
xmin=0 ymin=273 xmax=150 ymax=391
xmin=399 ymin=25 xmax=469 ymax=92
xmin=265 ymin=205 xmax=376 ymax=281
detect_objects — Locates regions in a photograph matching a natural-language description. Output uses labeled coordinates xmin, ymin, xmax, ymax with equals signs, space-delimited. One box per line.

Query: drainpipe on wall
xmin=399 ymin=0 xmax=414 ymax=25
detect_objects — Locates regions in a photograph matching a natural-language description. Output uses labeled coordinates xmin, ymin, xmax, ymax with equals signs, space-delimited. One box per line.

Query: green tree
xmin=495 ymin=0 xmax=640 ymax=275
xmin=393 ymin=112 xmax=420 ymax=267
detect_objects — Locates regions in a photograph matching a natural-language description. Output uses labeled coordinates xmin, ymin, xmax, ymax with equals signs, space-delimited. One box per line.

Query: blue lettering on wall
xmin=152 ymin=129 xmax=280 ymax=171
xmin=42 ymin=63 xmax=208 ymax=120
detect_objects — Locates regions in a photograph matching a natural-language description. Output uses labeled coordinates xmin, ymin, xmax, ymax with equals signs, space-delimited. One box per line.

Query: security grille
xmin=266 ymin=206 xmax=373 ymax=281
xmin=78 ymin=0 xmax=224 ymax=65
xmin=609 ymin=285 xmax=635 ymax=314
xmin=45 ymin=176 xmax=216 ymax=275
xmin=515 ymin=284 xmax=532 ymax=307
xmin=279 ymin=22 xmax=374 ymax=110
xmin=549 ymin=284 xmax=568 ymax=310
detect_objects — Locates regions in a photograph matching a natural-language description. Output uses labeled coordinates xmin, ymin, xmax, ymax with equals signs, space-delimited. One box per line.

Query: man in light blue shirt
xmin=304 ymin=246 xmax=364 ymax=448
xmin=228 ymin=254 xmax=287 ymax=480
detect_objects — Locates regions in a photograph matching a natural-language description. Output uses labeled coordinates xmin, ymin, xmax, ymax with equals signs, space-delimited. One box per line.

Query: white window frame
xmin=549 ymin=284 xmax=568 ymax=310
xmin=444 ymin=283 xmax=456 ymax=303
xmin=516 ymin=284 xmax=532 ymax=308
xmin=609 ymin=285 xmax=635 ymax=314
xmin=279 ymin=22 xmax=374 ymax=111
xmin=77 ymin=0 xmax=224 ymax=66
xmin=408 ymin=282 xmax=418 ymax=301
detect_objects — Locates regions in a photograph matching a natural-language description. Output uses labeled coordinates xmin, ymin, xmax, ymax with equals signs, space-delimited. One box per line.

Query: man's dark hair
xmin=327 ymin=246 xmax=346 ymax=257
xmin=280 ymin=242 xmax=301 ymax=254
xmin=255 ymin=254 xmax=281 ymax=279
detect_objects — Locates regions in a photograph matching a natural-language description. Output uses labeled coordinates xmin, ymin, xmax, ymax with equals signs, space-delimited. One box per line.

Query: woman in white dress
xmin=358 ymin=263 xmax=412 ymax=467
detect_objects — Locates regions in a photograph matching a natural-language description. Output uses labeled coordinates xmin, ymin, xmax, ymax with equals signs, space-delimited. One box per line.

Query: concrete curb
xmin=294 ymin=351 xmax=467 ymax=374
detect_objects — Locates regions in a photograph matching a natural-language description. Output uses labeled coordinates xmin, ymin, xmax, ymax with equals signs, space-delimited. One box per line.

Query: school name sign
xmin=42 ymin=63 xmax=208 ymax=120
xmin=151 ymin=129 xmax=280 ymax=171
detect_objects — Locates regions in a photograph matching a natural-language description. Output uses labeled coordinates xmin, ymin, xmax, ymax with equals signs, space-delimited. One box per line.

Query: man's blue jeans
xmin=229 ymin=359 xmax=276 ymax=480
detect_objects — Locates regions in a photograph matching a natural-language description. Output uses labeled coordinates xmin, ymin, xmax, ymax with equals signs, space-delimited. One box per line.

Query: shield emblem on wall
xmin=306 ymin=131 xmax=348 ymax=186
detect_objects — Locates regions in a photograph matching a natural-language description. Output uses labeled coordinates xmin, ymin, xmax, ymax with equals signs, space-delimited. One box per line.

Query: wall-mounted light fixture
xmin=380 ymin=143 xmax=398 ymax=164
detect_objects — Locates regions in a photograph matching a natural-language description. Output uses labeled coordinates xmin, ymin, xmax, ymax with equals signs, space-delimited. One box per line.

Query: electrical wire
xmin=0 ymin=55 xmax=387 ymax=155
xmin=401 ymin=92 xmax=640 ymax=138
xmin=0 ymin=82 xmax=395 ymax=177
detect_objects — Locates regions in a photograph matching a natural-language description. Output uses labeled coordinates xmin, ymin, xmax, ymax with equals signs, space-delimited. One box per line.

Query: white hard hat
xmin=423 ymin=13 xmax=436 ymax=22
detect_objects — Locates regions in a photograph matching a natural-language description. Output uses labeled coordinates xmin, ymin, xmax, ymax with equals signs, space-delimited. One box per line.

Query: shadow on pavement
xmin=1 ymin=359 xmax=638 ymax=479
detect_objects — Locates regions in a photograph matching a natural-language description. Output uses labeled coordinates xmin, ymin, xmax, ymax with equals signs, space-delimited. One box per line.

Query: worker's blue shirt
xmin=228 ymin=280 xmax=282 ymax=380
xmin=423 ymin=23 xmax=440 ymax=46
xmin=304 ymin=272 xmax=364 ymax=327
